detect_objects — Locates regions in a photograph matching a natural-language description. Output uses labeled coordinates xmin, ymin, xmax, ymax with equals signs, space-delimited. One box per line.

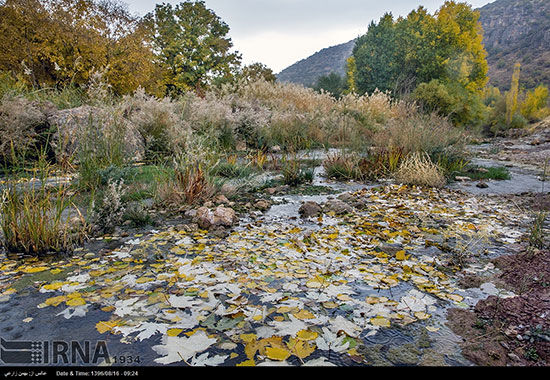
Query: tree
xmin=314 ymin=72 xmax=345 ymax=98
xmin=505 ymin=63 xmax=521 ymax=126
xmin=144 ymin=1 xmax=241 ymax=95
xmin=0 ymin=0 xmax=161 ymax=95
xmin=344 ymin=56 xmax=357 ymax=94
xmin=352 ymin=1 xmax=488 ymax=97
xmin=238 ymin=63 xmax=277 ymax=83
xmin=351 ymin=1 xmax=488 ymax=126
xmin=352 ymin=13 xmax=401 ymax=95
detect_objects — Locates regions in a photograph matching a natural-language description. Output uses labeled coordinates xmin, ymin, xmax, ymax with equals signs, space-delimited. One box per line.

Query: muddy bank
xmin=447 ymin=248 xmax=550 ymax=366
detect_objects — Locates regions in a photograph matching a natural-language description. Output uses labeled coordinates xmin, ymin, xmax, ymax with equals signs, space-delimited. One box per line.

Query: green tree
xmin=351 ymin=1 xmax=488 ymax=126
xmin=238 ymin=62 xmax=277 ymax=83
xmin=144 ymin=1 xmax=241 ymax=95
xmin=352 ymin=13 xmax=401 ymax=95
xmin=314 ymin=72 xmax=345 ymax=98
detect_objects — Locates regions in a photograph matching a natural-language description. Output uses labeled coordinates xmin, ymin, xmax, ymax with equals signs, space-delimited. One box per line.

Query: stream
xmin=0 ymin=147 xmax=542 ymax=366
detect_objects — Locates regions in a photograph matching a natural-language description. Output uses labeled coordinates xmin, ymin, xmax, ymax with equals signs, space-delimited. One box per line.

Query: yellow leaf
xmin=293 ymin=309 xmax=315 ymax=320
xmin=66 ymin=297 xmax=86 ymax=307
xmin=414 ymin=312 xmax=431 ymax=320
xmin=42 ymin=282 xmax=65 ymax=291
xmin=22 ymin=266 xmax=48 ymax=274
xmin=240 ymin=333 xmax=257 ymax=344
xmin=395 ymin=250 xmax=406 ymax=261
xmin=371 ymin=316 xmax=391 ymax=327
xmin=287 ymin=337 xmax=315 ymax=359
xmin=296 ymin=329 xmax=318 ymax=341
xmin=265 ymin=346 xmax=291 ymax=361
xmin=167 ymin=328 xmax=183 ymax=337
xmin=446 ymin=294 xmax=464 ymax=303
xmin=236 ymin=359 xmax=255 ymax=367
xmin=2 ymin=288 xmax=16 ymax=295
xmin=96 ymin=321 xmax=120 ymax=334
xmin=44 ymin=295 xmax=67 ymax=307
xmin=337 ymin=294 xmax=352 ymax=301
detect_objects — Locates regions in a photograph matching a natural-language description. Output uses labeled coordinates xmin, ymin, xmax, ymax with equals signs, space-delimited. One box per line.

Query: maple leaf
xmin=168 ymin=295 xmax=202 ymax=309
xmin=268 ymin=315 xmax=308 ymax=337
xmin=189 ymin=352 xmax=228 ymax=366
xmin=152 ymin=331 xmax=217 ymax=364
xmin=315 ymin=327 xmax=349 ymax=353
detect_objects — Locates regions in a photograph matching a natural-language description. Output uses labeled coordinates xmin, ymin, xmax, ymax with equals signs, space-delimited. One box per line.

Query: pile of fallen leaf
xmin=0 ymin=184 xmax=532 ymax=366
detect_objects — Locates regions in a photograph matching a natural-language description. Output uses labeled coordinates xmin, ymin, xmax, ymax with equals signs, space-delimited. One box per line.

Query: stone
xmin=236 ymin=141 xmax=247 ymax=151
xmin=193 ymin=205 xmax=237 ymax=230
xmin=254 ymin=199 xmax=271 ymax=211
xmin=323 ymin=199 xmax=353 ymax=215
xmin=455 ymin=176 xmax=471 ymax=182
xmin=299 ymin=201 xmax=322 ymax=218
xmin=220 ymin=183 xmax=237 ymax=196
xmin=212 ymin=206 xmax=237 ymax=227
xmin=194 ymin=207 xmax=214 ymax=230
xmin=214 ymin=194 xmax=230 ymax=205
xmin=476 ymin=182 xmax=489 ymax=189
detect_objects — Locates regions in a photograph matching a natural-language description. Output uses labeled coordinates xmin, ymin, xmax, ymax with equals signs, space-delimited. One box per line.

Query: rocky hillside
xmin=277 ymin=0 xmax=550 ymax=90
xmin=276 ymin=39 xmax=355 ymax=87
xmin=479 ymin=0 xmax=550 ymax=90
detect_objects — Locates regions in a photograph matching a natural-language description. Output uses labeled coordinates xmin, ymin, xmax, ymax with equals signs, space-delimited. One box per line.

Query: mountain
xmin=277 ymin=0 xmax=550 ymax=90
xmin=276 ymin=39 xmax=355 ymax=87
xmin=479 ymin=0 xmax=550 ymax=90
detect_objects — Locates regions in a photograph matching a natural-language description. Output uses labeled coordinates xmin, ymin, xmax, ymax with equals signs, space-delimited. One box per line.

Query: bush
xmin=371 ymin=111 xmax=465 ymax=157
xmin=413 ymin=79 xmax=487 ymax=127
xmin=281 ymin=155 xmax=314 ymax=186
xmin=89 ymin=179 xmax=126 ymax=234
xmin=322 ymin=152 xmax=364 ymax=181
xmin=394 ymin=152 xmax=446 ymax=188
xmin=0 ymin=170 xmax=87 ymax=256
xmin=520 ymin=85 xmax=550 ymax=122
xmin=119 ymin=88 xmax=189 ymax=162
xmin=0 ymin=96 xmax=49 ymax=168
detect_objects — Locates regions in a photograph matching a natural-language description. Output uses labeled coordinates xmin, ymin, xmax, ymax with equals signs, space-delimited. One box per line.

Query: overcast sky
xmin=125 ymin=0 xmax=494 ymax=73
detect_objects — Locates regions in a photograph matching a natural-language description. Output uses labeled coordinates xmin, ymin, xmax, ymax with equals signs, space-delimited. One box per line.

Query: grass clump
xmin=281 ymin=155 xmax=314 ymax=186
xmin=0 ymin=167 xmax=87 ymax=256
xmin=394 ymin=152 xmax=446 ymax=188
xmin=322 ymin=152 xmax=365 ymax=181
xmin=458 ymin=166 xmax=511 ymax=181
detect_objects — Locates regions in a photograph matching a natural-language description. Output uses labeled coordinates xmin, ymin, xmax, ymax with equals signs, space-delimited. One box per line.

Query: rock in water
xmin=299 ymin=201 xmax=322 ymax=218
xmin=194 ymin=205 xmax=237 ymax=230
xmin=323 ymin=199 xmax=353 ymax=215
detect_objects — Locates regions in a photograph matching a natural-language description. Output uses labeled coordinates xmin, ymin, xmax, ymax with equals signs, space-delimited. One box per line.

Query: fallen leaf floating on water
xmin=0 ymin=184 xmax=530 ymax=366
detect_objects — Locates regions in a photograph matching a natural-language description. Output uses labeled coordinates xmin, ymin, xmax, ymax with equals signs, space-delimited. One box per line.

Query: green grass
xmin=456 ymin=165 xmax=511 ymax=181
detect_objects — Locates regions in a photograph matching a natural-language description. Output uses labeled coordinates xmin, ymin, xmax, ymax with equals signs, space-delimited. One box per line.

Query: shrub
xmin=520 ymin=85 xmax=550 ymax=122
xmin=0 ymin=170 xmax=87 ymax=256
xmin=89 ymin=179 xmax=126 ymax=234
xmin=119 ymin=88 xmax=189 ymax=162
xmin=371 ymin=111 xmax=465 ymax=156
xmin=413 ymin=79 xmax=487 ymax=127
xmin=0 ymin=96 xmax=48 ymax=168
xmin=394 ymin=152 xmax=446 ymax=188
xmin=281 ymin=155 xmax=314 ymax=186
xmin=322 ymin=152 xmax=364 ymax=181
xmin=76 ymin=110 xmax=128 ymax=191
